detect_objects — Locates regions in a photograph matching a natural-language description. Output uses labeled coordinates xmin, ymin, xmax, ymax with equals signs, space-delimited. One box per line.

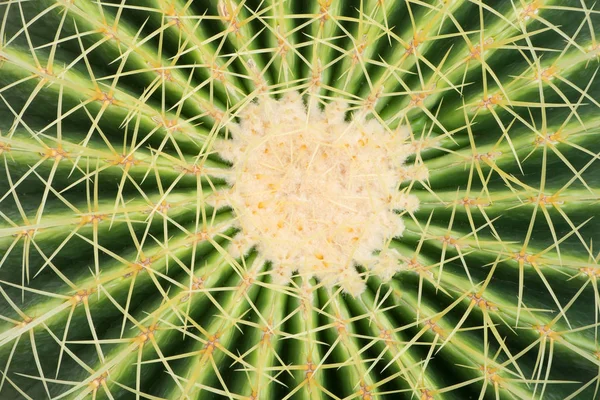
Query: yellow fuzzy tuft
xmin=214 ymin=92 xmax=424 ymax=295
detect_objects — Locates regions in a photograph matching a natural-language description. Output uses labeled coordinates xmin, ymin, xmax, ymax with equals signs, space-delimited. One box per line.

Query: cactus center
xmin=216 ymin=92 xmax=427 ymax=295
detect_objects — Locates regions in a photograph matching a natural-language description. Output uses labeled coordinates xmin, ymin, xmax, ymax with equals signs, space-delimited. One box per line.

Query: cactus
xmin=1 ymin=0 xmax=600 ymax=399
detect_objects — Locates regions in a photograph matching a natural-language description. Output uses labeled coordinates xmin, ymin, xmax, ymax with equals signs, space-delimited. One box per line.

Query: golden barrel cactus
xmin=0 ymin=0 xmax=599 ymax=399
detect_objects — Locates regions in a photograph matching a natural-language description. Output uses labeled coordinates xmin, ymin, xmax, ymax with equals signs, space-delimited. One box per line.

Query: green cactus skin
xmin=1 ymin=0 xmax=600 ymax=399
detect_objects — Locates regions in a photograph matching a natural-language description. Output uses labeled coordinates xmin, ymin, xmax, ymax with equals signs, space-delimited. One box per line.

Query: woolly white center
xmin=215 ymin=92 xmax=426 ymax=295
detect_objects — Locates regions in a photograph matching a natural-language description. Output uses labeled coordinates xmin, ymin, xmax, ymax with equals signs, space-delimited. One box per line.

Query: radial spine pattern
xmin=0 ymin=0 xmax=600 ymax=400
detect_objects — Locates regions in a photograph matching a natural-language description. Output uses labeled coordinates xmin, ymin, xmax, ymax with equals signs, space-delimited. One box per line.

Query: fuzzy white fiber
xmin=213 ymin=92 xmax=426 ymax=295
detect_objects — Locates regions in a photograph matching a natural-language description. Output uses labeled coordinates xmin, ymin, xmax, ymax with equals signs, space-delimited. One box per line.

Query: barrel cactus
xmin=1 ymin=0 xmax=599 ymax=399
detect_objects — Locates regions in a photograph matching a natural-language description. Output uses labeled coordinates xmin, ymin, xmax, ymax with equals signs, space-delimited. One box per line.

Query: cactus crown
xmin=0 ymin=0 xmax=600 ymax=399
